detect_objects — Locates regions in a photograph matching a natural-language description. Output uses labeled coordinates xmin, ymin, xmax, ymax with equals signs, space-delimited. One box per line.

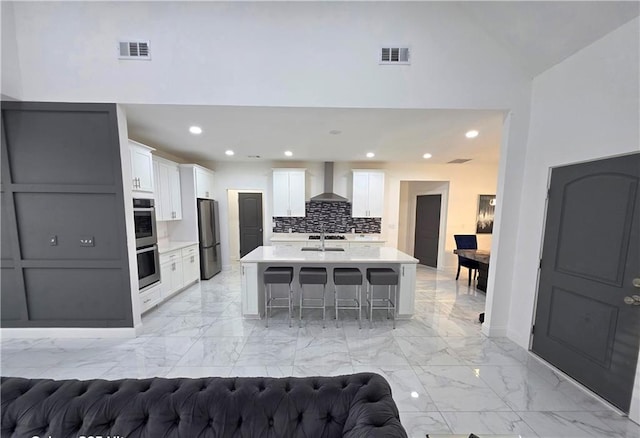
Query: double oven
xmin=134 ymin=198 xmax=160 ymax=289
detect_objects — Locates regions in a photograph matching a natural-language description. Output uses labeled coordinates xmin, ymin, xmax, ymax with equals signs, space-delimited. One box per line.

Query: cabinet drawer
xmin=181 ymin=245 xmax=198 ymax=258
xmin=140 ymin=285 xmax=162 ymax=313
xmin=159 ymin=249 xmax=180 ymax=265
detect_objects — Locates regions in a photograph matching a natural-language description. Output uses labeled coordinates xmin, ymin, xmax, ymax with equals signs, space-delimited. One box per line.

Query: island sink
xmin=301 ymin=247 xmax=345 ymax=252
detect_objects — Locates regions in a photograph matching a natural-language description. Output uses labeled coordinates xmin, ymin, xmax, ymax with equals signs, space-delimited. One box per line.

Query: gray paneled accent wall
xmin=273 ymin=200 xmax=381 ymax=233
xmin=1 ymin=102 xmax=133 ymax=328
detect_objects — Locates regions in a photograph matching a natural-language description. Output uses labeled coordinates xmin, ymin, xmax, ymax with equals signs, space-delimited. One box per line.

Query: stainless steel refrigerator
xmin=197 ymin=199 xmax=222 ymax=279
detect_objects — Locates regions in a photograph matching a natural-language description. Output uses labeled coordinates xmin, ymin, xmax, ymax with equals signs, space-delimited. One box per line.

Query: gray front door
xmin=414 ymin=194 xmax=441 ymax=267
xmin=532 ymin=153 xmax=640 ymax=413
xmin=239 ymin=193 xmax=263 ymax=258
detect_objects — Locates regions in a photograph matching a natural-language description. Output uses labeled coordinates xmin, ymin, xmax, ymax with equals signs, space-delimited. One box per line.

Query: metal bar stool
xmin=366 ymin=268 xmax=399 ymax=329
xmin=263 ymin=266 xmax=294 ymax=328
xmin=333 ymin=268 xmax=363 ymax=329
xmin=299 ymin=267 xmax=328 ymax=328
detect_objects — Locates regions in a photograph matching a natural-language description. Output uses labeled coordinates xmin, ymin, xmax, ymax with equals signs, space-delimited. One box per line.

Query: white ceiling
xmin=124 ymin=105 xmax=506 ymax=164
xmin=123 ymin=1 xmax=638 ymax=165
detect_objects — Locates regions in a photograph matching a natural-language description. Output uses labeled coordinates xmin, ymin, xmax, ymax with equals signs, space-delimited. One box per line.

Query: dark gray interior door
xmin=532 ymin=153 xmax=640 ymax=413
xmin=239 ymin=193 xmax=263 ymax=258
xmin=413 ymin=194 xmax=441 ymax=267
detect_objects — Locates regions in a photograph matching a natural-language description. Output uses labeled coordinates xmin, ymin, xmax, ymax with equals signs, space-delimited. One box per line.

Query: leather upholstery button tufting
xmin=0 ymin=373 xmax=408 ymax=437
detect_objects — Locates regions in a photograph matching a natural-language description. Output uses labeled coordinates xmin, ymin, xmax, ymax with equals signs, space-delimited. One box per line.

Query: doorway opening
xmin=227 ymin=190 xmax=265 ymax=261
xmin=397 ymin=181 xmax=449 ymax=269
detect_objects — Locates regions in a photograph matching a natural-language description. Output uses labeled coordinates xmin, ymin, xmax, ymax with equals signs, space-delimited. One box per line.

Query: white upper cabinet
xmin=272 ymin=169 xmax=306 ymax=217
xmin=153 ymin=157 xmax=182 ymax=221
xmin=195 ymin=166 xmax=215 ymax=199
xmin=351 ymin=170 xmax=384 ymax=217
xmin=129 ymin=140 xmax=155 ymax=193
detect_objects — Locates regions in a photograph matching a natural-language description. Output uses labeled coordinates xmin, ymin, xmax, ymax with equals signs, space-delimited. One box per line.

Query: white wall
xmin=1 ymin=1 xmax=21 ymax=98
xmin=4 ymin=1 xmax=529 ymax=109
xmin=506 ymin=17 xmax=640 ymax=421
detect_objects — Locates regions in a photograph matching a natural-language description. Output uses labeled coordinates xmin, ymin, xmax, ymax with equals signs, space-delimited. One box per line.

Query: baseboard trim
xmin=481 ymin=323 xmax=508 ymax=337
xmin=0 ymin=327 xmax=137 ymax=339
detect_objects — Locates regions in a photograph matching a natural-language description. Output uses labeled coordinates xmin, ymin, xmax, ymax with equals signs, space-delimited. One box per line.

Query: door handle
xmin=632 ymin=278 xmax=640 ymax=288
xmin=623 ymin=295 xmax=640 ymax=305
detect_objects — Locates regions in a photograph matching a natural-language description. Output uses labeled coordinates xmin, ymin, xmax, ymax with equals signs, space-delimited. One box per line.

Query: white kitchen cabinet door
xmin=182 ymin=245 xmax=200 ymax=285
xmin=195 ymin=167 xmax=214 ymax=199
xmin=139 ymin=283 xmax=163 ymax=314
xmin=165 ymin=258 xmax=184 ymax=297
xmin=397 ymin=263 xmax=416 ymax=317
xmin=351 ymin=171 xmax=370 ymax=217
xmin=288 ymin=170 xmax=306 ymax=216
xmin=130 ymin=141 xmax=155 ymax=193
xmin=272 ymin=171 xmax=290 ymax=216
xmin=272 ymin=169 xmax=305 ymax=217
xmin=241 ymin=263 xmax=260 ymax=317
xmin=366 ymin=171 xmax=385 ymax=217
xmin=351 ymin=170 xmax=384 ymax=217
xmin=153 ymin=160 xmax=165 ymax=221
xmin=154 ymin=158 xmax=182 ymax=221
xmin=168 ymin=165 xmax=182 ymax=220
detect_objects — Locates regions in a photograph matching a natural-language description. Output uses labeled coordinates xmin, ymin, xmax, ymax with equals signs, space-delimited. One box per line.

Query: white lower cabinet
xmin=139 ymin=283 xmax=163 ymax=313
xmin=142 ymin=244 xmax=200 ymax=313
xmin=241 ymin=263 xmax=259 ymax=317
xmin=182 ymin=246 xmax=200 ymax=284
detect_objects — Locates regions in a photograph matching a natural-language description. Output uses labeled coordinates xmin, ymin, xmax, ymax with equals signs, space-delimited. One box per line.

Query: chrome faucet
xmin=320 ymin=225 xmax=325 ymax=251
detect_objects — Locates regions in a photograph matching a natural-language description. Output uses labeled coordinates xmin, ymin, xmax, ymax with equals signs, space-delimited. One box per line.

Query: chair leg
xmin=299 ymin=285 xmax=303 ymax=328
xmin=468 ymin=268 xmax=472 ymax=286
xmin=265 ymin=284 xmax=269 ymax=328
xmin=392 ymin=285 xmax=397 ymax=329
xmin=335 ymin=287 xmax=339 ymax=328
xmin=387 ymin=285 xmax=391 ymax=319
xmin=322 ymin=284 xmax=326 ymax=329
xmin=456 ymin=263 xmax=461 ymax=280
xmin=357 ymin=285 xmax=362 ymax=330
xmin=288 ymin=285 xmax=293 ymax=328
xmin=369 ymin=283 xmax=373 ymax=328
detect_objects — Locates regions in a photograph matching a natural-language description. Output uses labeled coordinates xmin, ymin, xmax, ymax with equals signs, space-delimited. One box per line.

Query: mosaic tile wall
xmin=273 ymin=200 xmax=381 ymax=233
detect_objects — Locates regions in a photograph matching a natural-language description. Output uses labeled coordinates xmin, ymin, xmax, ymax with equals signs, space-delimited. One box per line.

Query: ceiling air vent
xmin=379 ymin=47 xmax=410 ymax=65
xmin=448 ymin=159 xmax=472 ymax=164
xmin=119 ymin=41 xmax=151 ymax=60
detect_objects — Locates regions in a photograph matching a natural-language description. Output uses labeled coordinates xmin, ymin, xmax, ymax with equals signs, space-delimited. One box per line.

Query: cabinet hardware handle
xmin=402 ymin=266 xmax=405 ymax=276
xmin=172 ymin=262 xmax=175 ymax=271
xmin=242 ymin=266 xmax=245 ymax=275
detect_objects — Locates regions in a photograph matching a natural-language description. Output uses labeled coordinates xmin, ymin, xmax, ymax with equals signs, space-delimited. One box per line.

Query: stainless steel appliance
xmin=137 ymin=244 xmax=160 ymax=289
xmin=133 ymin=198 xmax=158 ymax=248
xmin=133 ymin=198 xmax=160 ymax=288
xmin=197 ymin=198 xmax=222 ymax=279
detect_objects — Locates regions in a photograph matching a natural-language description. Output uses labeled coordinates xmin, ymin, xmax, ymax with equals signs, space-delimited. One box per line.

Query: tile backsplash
xmin=273 ymin=200 xmax=381 ymax=233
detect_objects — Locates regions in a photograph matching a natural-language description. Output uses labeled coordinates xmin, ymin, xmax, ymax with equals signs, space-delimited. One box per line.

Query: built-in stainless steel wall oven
xmin=133 ymin=198 xmax=160 ymax=289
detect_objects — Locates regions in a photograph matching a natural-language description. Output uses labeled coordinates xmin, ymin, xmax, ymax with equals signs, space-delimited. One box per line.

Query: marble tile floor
xmin=2 ymin=264 xmax=638 ymax=438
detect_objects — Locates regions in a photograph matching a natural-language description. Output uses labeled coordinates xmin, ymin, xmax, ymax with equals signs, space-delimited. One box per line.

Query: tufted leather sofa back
xmin=1 ymin=372 xmax=407 ymax=437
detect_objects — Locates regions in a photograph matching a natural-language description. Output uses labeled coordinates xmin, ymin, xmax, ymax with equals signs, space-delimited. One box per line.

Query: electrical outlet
xmin=49 ymin=235 xmax=58 ymax=246
xmin=79 ymin=236 xmax=94 ymax=247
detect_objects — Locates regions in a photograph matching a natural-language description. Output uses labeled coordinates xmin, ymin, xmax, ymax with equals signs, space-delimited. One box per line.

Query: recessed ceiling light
xmin=284 ymin=151 xmax=293 ymax=157
xmin=329 ymin=130 xmax=342 ymax=135
xmin=465 ymin=130 xmax=479 ymax=138
xmin=189 ymin=126 xmax=202 ymax=135
xmin=225 ymin=150 xmax=234 ymax=156
xmin=423 ymin=153 xmax=432 ymax=159
xmin=366 ymin=152 xmax=375 ymax=158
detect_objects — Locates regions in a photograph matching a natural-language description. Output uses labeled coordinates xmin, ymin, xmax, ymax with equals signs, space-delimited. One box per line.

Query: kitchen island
xmin=240 ymin=246 xmax=418 ymax=320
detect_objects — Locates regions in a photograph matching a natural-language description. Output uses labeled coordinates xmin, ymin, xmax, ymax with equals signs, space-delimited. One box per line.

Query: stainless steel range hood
xmin=310 ymin=162 xmax=348 ymax=202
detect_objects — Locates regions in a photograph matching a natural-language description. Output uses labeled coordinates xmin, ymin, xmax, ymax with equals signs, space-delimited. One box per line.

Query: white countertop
xmin=270 ymin=233 xmax=385 ymax=243
xmin=157 ymin=240 xmax=199 ymax=253
xmin=240 ymin=246 xmax=417 ymax=263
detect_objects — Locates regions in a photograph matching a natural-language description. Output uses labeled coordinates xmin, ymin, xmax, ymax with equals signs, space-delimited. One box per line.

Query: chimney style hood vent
xmin=311 ymin=162 xmax=349 ymax=202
